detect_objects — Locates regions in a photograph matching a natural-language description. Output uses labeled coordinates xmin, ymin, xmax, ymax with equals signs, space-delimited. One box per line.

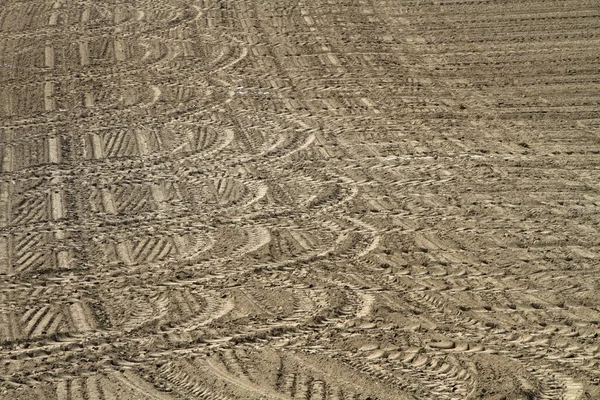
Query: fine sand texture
xmin=0 ymin=0 xmax=599 ymax=399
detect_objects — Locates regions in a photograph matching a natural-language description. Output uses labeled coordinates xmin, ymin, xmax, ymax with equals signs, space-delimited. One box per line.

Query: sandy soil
xmin=0 ymin=0 xmax=599 ymax=398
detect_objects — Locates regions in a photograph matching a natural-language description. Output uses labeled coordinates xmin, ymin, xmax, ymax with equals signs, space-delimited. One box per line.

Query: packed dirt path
xmin=1 ymin=0 xmax=599 ymax=398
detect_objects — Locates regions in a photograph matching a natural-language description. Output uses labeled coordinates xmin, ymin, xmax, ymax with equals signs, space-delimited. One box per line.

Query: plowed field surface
xmin=1 ymin=0 xmax=599 ymax=398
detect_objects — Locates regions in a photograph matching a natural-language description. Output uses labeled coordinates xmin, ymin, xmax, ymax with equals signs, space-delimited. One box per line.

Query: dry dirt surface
xmin=0 ymin=0 xmax=599 ymax=398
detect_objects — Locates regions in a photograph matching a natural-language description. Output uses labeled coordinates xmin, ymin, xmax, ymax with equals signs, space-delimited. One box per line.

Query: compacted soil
xmin=0 ymin=0 xmax=599 ymax=398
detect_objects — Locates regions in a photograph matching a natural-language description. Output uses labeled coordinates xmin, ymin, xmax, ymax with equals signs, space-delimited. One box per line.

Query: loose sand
xmin=0 ymin=0 xmax=599 ymax=398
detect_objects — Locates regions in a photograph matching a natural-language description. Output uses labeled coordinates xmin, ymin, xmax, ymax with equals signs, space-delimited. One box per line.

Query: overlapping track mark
xmin=315 ymin=274 xmax=559 ymax=398
xmin=341 ymin=237 xmax=594 ymax=397
xmin=1 ymin=0 xmax=599 ymax=397
xmin=146 ymin=284 xmax=389 ymax=398
xmin=0 ymin=299 xmax=96 ymax=342
xmin=52 ymin=371 xmax=175 ymax=400
xmin=0 ymin=0 xmax=252 ymax=375
xmin=285 ymin=217 xmax=592 ymax=398
xmin=0 ymin=269 xmax=364 ymax=390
